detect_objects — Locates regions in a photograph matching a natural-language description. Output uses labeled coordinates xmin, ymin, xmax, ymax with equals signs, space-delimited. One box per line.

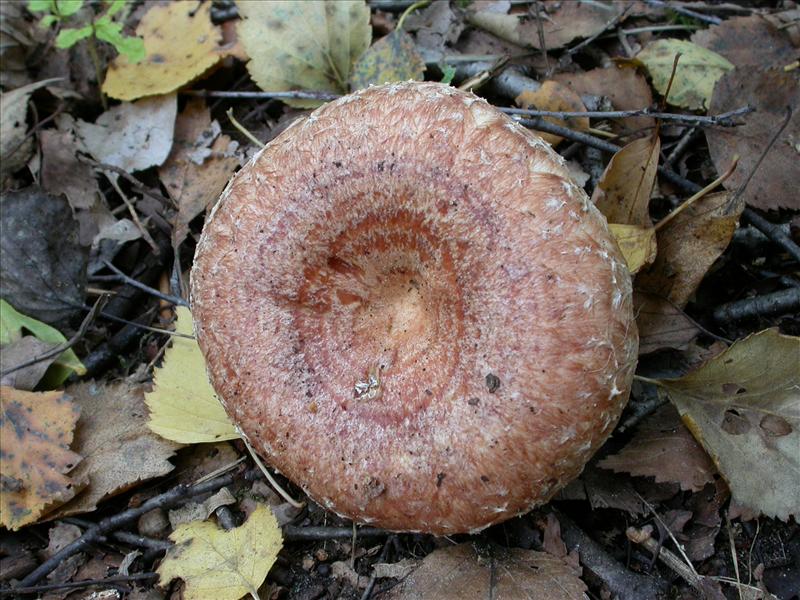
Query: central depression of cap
xmin=191 ymin=82 xmax=638 ymax=534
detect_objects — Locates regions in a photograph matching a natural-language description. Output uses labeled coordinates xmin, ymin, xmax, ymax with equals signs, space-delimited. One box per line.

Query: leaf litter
xmin=2 ymin=1 xmax=799 ymax=598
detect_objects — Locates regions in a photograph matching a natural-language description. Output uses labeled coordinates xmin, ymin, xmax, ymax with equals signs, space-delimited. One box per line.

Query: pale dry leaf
xmin=468 ymin=1 xmax=623 ymax=50
xmin=637 ymin=39 xmax=733 ymax=110
xmin=633 ymin=292 xmax=700 ymax=354
xmin=660 ymin=329 xmax=800 ymax=520
xmin=0 ymin=78 xmax=61 ymax=180
xmin=103 ymin=1 xmax=223 ymax=101
xmin=598 ymin=404 xmax=717 ymax=493
xmin=157 ymin=503 xmax=283 ymax=600
xmin=238 ymin=0 xmax=371 ymax=106
xmin=146 ymin=307 xmax=238 ymax=444
xmin=636 ymin=191 xmax=741 ymax=308
xmin=384 ymin=543 xmax=588 ymax=599
xmin=0 ymin=387 xmax=86 ymax=530
xmin=40 ymin=128 xmax=100 ymax=211
xmin=516 ymin=81 xmax=589 ymax=145
xmin=47 ymin=380 xmax=181 ymax=519
xmin=0 ymin=336 xmax=59 ymax=391
xmin=592 ymin=135 xmax=659 ymax=227
xmin=75 ymin=94 xmax=177 ymax=174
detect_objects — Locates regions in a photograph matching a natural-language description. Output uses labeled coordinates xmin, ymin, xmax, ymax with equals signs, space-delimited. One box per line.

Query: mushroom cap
xmin=191 ymin=82 xmax=638 ymax=534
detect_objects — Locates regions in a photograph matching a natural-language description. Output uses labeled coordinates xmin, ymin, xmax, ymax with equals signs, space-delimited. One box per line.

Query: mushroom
xmin=191 ymin=82 xmax=638 ymax=534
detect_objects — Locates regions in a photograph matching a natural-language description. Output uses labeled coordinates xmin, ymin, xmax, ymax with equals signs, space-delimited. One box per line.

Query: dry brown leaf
xmin=551 ymin=66 xmax=655 ymax=134
xmin=0 ymin=337 xmax=59 ymax=390
xmin=661 ymin=329 xmax=799 ymax=520
xmin=634 ymin=291 xmax=701 ymax=354
xmin=691 ymin=14 xmax=798 ymax=71
xmin=0 ymin=387 xmax=85 ymax=530
xmin=636 ymin=192 xmax=741 ymax=308
xmin=40 ymin=128 xmax=100 ymax=211
xmin=580 ymin=467 xmax=646 ymax=515
xmin=47 ymin=380 xmax=180 ymax=519
xmin=158 ymin=99 xmax=240 ymax=246
xmin=705 ymin=69 xmax=799 ymax=211
xmin=598 ymin=404 xmax=717 ymax=493
xmin=384 ymin=543 xmax=587 ymax=599
xmin=592 ymin=134 xmax=659 ymax=227
xmin=516 ymin=81 xmax=589 ymax=145
xmin=468 ymin=1 xmax=624 ymax=50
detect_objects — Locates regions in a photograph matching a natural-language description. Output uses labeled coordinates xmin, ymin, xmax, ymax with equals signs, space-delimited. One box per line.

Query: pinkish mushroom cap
xmin=191 ymin=82 xmax=638 ymax=535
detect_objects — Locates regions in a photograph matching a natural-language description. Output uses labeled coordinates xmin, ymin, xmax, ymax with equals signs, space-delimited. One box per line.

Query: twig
xmin=1 ymin=573 xmax=157 ymax=597
xmin=17 ymin=469 xmax=257 ymax=588
xmin=360 ymin=535 xmax=396 ymax=600
xmin=185 ymin=89 xmax=341 ymax=102
xmin=654 ymin=155 xmax=738 ymax=232
xmin=565 ymin=4 xmax=632 ymax=57
xmin=637 ymin=493 xmax=699 ymax=579
xmin=282 ymin=525 xmax=391 ymax=542
xmin=511 ymin=116 xmax=800 ymax=264
xmin=0 ymin=295 xmax=107 ymax=379
xmin=626 ymin=526 xmax=705 ymax=591
xmin=666 ymin=126 xmax=699 ymax=166
xmin=713 ymin=287 xmax=800 ymax=322
xmin=728 ymin=106 xmax=793 ymax=211
xmin=241 ymin=435 xmax=304 ymax=508
xmin=644 ymin=0 xmax=722 ymax=25
xmin=78 ymin=155 xmax=172 ymax=206
xmin=64 ymin=518 xmax=172 ymax=551
xmin=104 ymin=173 xmax=160 ymax=255
xmin=554 ymin=509 xmax=667 ymax=600
xmin=101 ymin=259 xmax=189 ymax=307
xmin=531 ymin=2 xmax=550 ymax=74
xmin=226 ymin=107 xmax=266 ymax=149
xmin=725 ymin=512 xmax=744 ymax=600
xmin=3 ymin=104 xmax=65 ymax=160
xmin=504 ymin=105 xmax=751 ymax=127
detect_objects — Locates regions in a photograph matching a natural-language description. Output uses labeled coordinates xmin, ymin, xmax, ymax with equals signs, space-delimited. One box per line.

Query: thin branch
xmin=241 ymin=435 xmax=304 ymax=508
xmin=105 ymin=173 xmax=161 ymax=255
xmin=1 ymin=573 xmax=157 ymax=597
xmin=78 ymin=155 xmax=172 ymax=206
xmin=17 ymin=468 xmax=258 ymax=588
xmin=565 ymin=4 xmax=633 ymax=57
xmin=713 ymin=287 xmax=800 ymax=322
xmin=644 ymin=0 xmax=722 ymax=25
xmin=503 ymin=105 xmax=752 ymax=127
xmin=282 ymin=525 xmax=391 ymax=542
xmin=0 ymin=295 xmax=107 ymax=379
xmin=101 ymin=259 xmax=189 ymax=307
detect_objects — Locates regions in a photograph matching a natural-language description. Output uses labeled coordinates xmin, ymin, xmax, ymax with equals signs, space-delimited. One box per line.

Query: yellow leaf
xmin=237 ymin=0 xmax=371 ymax=107
xmin=103 ymin=2 xmax=223 ymax=101
xmin=0 ymin=387 xmax=86 ymax=530
xmin=637 ymin=39 xmax=733 ymax=110
xmin=146 ymin=307 xmax=238 ymax=443
xmin=608 ymin=223 xmax=657 ymax=274
xmin=659 ymin=329 xmax=800 ymax=520
xmin=157 ymin=503 xmax=283 ymax=600
xmin=349 ymin=30 xmax=425 ymax=90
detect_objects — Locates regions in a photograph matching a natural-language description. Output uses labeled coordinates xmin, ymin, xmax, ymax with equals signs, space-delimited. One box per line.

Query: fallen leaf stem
xmin=226 ymin=107 xmax=266 ymax=149
xmin=242 ymin=435 xmax=305 ymax=508
xmin=654 ymin=155 xmax=739 ymax=232
xmin=396 ymin=0 xmax=430 ymax=31
xmin=101 ymin=259 xmax=189 ymax=307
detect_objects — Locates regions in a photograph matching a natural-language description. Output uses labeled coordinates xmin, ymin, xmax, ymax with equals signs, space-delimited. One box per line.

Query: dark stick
xmin=64 ymin=518 xmax=173 ymax=551
xmin=564 ymin=4 xmax=633 ymax=57
xmin=554 ymin=509 xmax=668 ymax=600
xmin=282 ymin=525 xmax=391 ymax=542
xmin=77 ymin=155 xmax=173 ymax=206
xmin=2 ymin=573 xmax=157 ymax=597
xmin=713 ymin=287 xmax=800 ymax=322
xmin=645 ymin=0 xmax=722 ymax=24
xmin=0 ymin=295 xmax=107 ymax=378
xmin=360 ymin=535 xmax=396 ymax=600
xmin=101 ymin=259 xmax=189 ymax=307
xmin=17 ymin=469 xmax=255 ymax=588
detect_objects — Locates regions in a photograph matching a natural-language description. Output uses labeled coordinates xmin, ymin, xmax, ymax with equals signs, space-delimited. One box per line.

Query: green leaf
xmin=439 ymin=63 xmax=456 ymax=85
xmin=93 ymin=16 xmax=145 ymax=63
xmin=55 ymin=0 xmax=83 ymax=17
xmin=55 ymin=24 xmax=93 ymax=48
xmin=27 ymin=0 xmax=55 ymax=13
xmin=112 ymin=34 xmax=145 ymax=63
xmin=105 ymin=0 xmax=126 ymax=17
xmin=0 ymin=299 xmax=86 ymax=386
xmin=349 ymin=29 xmax=425 ymax=90
xmin=40 ymin=14 xmax=59 ymax=27
xmin=637 ymin=39 xmax=733 ymax=110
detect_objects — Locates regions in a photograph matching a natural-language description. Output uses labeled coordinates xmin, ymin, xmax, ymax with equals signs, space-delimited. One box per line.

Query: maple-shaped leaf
xmin=659 ymin=329 xmax=800 ymax=520
xmin=157 ymin=503 xmax=282 ymax=600
xmin=0 ymin=387 xmax=86 ymax=530
xmin=146 ymin=307 xmax=238 ymax=444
